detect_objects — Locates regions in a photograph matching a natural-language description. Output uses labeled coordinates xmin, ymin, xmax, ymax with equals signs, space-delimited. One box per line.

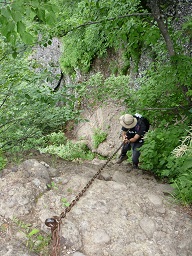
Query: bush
xmin=171 ymin=157 xmax=192 ymax=205
xmin=46 ymin=132 xmax=67 ymax=146
xmin=92 ymin=128 xmax=108 ymax=149
xmin=165 ymin=126 xmax=192 ymax=205
xmin=0 ymin=150 xmax=7 ymax=171
xmin=139 ymin=124 xmax=187 ymax=175
xmin=39 ymin=140 xmax=95 ymax=161
xmin=141 ymin=124 xmax=192 ymax=205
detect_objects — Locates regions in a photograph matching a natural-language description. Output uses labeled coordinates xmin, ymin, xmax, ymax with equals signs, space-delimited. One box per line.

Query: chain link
xmin=45 ymin=142 xmax=124 ymax=256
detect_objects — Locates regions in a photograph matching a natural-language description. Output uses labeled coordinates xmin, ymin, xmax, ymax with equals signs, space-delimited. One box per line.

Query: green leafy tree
xmin=0 ymin=0 xmax=58 ymax=47
xmin=0 ymin=50 xmax=80 ymax=153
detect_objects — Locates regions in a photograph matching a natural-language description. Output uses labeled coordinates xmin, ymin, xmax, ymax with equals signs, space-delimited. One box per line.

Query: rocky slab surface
xmin=0 ymin=158 xmax=192 ymax=256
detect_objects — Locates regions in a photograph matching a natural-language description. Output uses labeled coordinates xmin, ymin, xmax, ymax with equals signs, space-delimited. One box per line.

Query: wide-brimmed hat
xmin=119 ymin=114 xmax=137 ymax=129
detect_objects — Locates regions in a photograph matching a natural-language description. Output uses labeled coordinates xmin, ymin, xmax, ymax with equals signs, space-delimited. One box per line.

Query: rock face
xmin=0 ymin=158 xmax=192 ymax=256
xmin=73 ymin=101 xmax=126 ymax=156
xmin=29 ymin=37 xmax=62 ymax=89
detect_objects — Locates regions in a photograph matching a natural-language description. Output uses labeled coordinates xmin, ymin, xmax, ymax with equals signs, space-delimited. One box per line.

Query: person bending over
xmin=117 ymin=113 xmax=147 ymax=169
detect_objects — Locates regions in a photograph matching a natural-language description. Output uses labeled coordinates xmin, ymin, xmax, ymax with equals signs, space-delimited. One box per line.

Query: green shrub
xmin=164 ymin=154 xmax=192 ymax=205
xmin=0 ymin=150 xmax=7 ymax=170
xmin=92 ymin=128 xmax=108 ymax=149
xmin=21 ymin=132 xmax=67 ymax=152
xmin=84 ymin=73 xmax=131 ymax=104
xmin=171 ymin=159 xmax=192 ymax=205
xmin=46 ymin=131 xmax=67 ymax=146
xmin=139 ymin=124 xmax=188 ymax=175
xmin=165 ymin=126 xmax=192 ymax=205
xmin=142 ymin=125 xmax=192 ymax=205
xmin=39 ymin=140 xmax=94 ymax=161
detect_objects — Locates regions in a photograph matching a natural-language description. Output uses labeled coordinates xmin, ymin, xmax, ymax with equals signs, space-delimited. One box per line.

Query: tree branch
xmin=137 ymin=105 xmax=191 ymax=111
xmin=59 ymin=12 xmax=152 ymax=37
xmin=0 ymin=86 xmax=12 ymax=108
xmin=0 ymin=1 xmax=11 ymax=5
xmin=0 ymin=94 xmax=9 ymax=108
xmin=0 ymin=132 xmax=39 ymax=150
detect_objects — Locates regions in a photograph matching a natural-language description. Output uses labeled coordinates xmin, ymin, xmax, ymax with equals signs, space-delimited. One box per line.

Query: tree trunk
xmin=148 ymin=1 xmax=192 ymax=106
xmin=148 ymin=0 xmax=175 ymax=57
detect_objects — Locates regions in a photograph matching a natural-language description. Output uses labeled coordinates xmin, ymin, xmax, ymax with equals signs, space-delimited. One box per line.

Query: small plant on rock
xmin=61 ymin=198 xmax=70 ymax=207
xmin=13 ymin=217 xmax=50 ymax=254
xmin=47 ymin=181 xmax=58 ymax=190
xmin=92 ymin=128 xmax=108 ymax=149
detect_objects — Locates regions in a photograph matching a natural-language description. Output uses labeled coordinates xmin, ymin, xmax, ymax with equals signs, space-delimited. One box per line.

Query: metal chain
xmin=45 ymin=142 xmax=124 ymax=256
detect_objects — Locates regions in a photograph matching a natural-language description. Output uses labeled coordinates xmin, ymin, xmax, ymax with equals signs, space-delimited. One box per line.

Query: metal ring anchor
xmin=45 ymin=218 xmax=59 ymax=229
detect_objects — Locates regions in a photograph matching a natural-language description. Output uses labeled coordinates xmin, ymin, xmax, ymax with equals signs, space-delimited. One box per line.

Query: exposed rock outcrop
xmin=0 ymin=158 xmax=191 ymax=256
xmin=73 ymin=101 xmax=126 ymax=157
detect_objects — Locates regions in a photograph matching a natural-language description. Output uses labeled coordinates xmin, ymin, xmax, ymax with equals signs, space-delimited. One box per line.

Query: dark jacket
xmin=122 ymin=118 xmax=147 ymax=143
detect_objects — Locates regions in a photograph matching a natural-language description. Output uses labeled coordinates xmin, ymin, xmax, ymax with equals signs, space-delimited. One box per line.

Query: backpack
xmin=140 ymin=116 xmax=150 ymax=132
xmin=134 ymin=114 xmax=150 ymax=132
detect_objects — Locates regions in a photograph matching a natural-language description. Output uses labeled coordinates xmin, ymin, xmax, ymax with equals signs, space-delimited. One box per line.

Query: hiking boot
xmin=116 ymin=155 xmax=128 ymax=164
xmin=127 ymin=165 xmax=132 ymax=172
xmin=132 ymin=165 xmax=143 ymax=175
xmin=132 ymin=164 xmax=139 ymax=169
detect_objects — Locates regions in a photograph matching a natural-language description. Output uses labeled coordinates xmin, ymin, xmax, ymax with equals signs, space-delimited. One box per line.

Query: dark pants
xmin=121 ymin=142 xmax=143 ymax=166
